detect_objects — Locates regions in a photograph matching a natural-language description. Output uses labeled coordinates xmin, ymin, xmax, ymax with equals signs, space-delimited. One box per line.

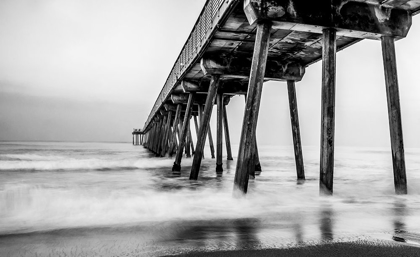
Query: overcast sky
xmin=1 ymin=0 xmax=420 ymax=148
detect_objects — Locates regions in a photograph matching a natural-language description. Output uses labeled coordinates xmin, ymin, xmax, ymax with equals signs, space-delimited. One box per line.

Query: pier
xmin=137 ymin=0 xmax=420 ymax=195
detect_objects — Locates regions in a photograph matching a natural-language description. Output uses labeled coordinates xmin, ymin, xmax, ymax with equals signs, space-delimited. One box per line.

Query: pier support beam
xmin=320 ymin=28 xmax=337 ymax=195
xmin=190 ymin=75 xmax=220 ymax=180
xmin=381 ymin=36 xmax=407 ymax=195
xmin=161 ymin=111 xmax=173 ymax=156
xmin=287 ymin=80 xmax=305 ymax=180
xmin=207 ymin=120 xmax=216 ymax=159
xmin=216 ymin=93 xmax=224 ymax=173
xmin=234 ymin=21 xmax=272 ymax=195
xmin=223 ymin=103 xmax=233 ymax=161
xmin=172 ymin=93 xmax=195 ymax=173
xmin=169 ymin=104 xmax=182 ymax=157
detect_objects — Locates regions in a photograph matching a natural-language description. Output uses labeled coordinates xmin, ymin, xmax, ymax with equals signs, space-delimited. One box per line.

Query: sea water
xmin=0 ymin=141 xmax=420 ymax=256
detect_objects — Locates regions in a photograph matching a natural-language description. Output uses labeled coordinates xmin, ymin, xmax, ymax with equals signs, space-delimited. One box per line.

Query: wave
xmin=0 ymin=154 xmax=178 ymax=171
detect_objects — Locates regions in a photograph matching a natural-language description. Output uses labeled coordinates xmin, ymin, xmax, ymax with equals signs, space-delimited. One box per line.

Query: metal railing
xmin=142 ymin=0 xmax=237 ymax=132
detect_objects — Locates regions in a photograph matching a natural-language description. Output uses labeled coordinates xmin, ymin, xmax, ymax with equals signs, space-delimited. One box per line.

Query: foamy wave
xmin=0 ymin=157 xmax=179 ymax=171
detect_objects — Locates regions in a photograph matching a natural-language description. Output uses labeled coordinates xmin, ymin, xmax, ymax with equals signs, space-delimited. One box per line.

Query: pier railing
xmin=142 ymin=0 xmax=238 ymax=132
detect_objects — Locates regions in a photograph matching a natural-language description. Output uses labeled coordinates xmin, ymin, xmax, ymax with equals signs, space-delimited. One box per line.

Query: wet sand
xmin=167 ymin=241 xmax=420 ymax=257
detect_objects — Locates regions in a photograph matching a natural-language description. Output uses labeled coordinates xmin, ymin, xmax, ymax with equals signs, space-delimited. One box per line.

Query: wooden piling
xmin=287 ymin=80 xmax=305 ymax=180
xmin=190 ymin=76 xmax=220 ymax=180
xmin=185 ymin=124 xmax=192 ymax=158
xmin=172 ymin=93 xmax=195 ymax=172
xmin=216 ymin=93 xmax=224 ymax=173
xmin=157 ymin=115 xmax=166 ymax=156
xmin=189 ymin=125 xmax=195 ymax=155
xmin=207 ymin=119 xmax=216 ymax=159
xmin=161 ymin=111 xmax=173 ymax=156
xmin=320 ymin=28 xmax=336 ymax=195
xmin=169 ymin=104 xmax=182 ymax=157
xmin=223 ymin=103 xmax=233 ymax=161
xmin=198 ymin=105 xmax=206 ymax=158
xmin=381 ymin=36 xmax=407 ymax=195
xmin=243 ymin=95 xmax=262 ymax=177
xmin=193 ymin=115 xmax=200 ymax=138
xmin=233 ymin=21 xmax=272 ymax=195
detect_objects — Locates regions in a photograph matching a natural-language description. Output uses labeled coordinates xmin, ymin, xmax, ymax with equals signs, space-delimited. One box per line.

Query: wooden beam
xmin=169 ymin=104 xmax=182 ymax=157
xmin=190 ymin=76 xmax=221 ymax=180
xmin=320 ymin=28 xmax=337 ymax=195
xmin=161 ymin=110 xmax=173 ymax=157
xmin=244 ymin=0 xmax=411 ymax=39
xmin=287 ymin=80 xmax=305 ymax=180
xmin=381 ymin=36 xmax=407 ymax=195
xmin=207 ymin=123 xmax=216 ymax=159
xmin=234 ymin=21 xmax=272 ymax=195
xmin=216 ymin=93 xmax=224 ymax=173
xmin=223 ymin=102 xmax=233 ymax=161
xmin=172 ymin=93 xmax=195 ymax=173
xmin=201 ymin=55 xmax=305 ymax=81
xmin=171 ymin=94 xmax=207 ymax=105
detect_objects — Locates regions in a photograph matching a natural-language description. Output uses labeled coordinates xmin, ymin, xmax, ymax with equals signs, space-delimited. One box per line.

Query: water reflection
xmin=319 ymin=205 xmax=334 ymax=241
xmin=159 ymin=218 xmax=261 ymax=251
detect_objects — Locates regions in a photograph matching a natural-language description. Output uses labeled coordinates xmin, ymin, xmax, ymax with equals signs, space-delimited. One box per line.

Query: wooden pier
xmin=136 ymin=0 xmax=420 ymax=196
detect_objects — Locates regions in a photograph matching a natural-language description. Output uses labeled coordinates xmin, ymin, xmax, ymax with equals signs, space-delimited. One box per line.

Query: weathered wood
xmin=287 ymin=80 xmax=305 ymax=180
xmin=161 ymin=111 xmax=173 ymax=156
xmin=234 ymin=21 xmax=272 ymax=195
xmin=207 ymin=125 xmax=216 ymax=159
xmin=320 ymin=28 xmax=337 ymax=195
xmin=172 ymin=93 xmax=195 ymax=172
xmin=198 ymin=105 xmax=206 ymax=158
xmin=157 ymin=115 xmax=167 ymax=156
xmin=132 ymin=134 xmax=134 ymax=145
xmin=181 ymin=81 xmax=206 ymax=93
xmin=185 ymin=125 xmax=192 ymax=158
xmin=216 ymin=93 xmax=224 ymax=173
xmin=189 ymin=125 xmax=195 ymax=155
xmin=222 ymin=102 xmax=233 ymax=161
xmin=381 ymin=36 xmax=407 ymax=195
xmin=190 ymin=76 xmax=220 ymax=180
xmin=201 ymin=55 xmax=305 ymax=81
xmin=243 ymin=95 xmax=262 ymax=177
xmin=193 ymin=115 xmax=200 ymax=138
xmin=244 ymin=0 xmax=412 ymax=39
xmin=169 ymin=104 xmax=182 ymax=157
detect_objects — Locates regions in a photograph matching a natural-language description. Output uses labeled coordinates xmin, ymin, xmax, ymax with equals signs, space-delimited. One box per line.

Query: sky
xmin=0 ymin=0 xmax=420 ymax=148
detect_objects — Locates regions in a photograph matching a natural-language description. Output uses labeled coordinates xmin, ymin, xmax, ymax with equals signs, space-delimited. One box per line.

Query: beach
xmin=1 ymin=142 xmax=420 ymax=256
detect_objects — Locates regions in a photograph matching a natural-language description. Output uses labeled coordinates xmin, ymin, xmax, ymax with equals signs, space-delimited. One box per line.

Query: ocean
xmin=1 ymin=141 xmax=420 ymax=256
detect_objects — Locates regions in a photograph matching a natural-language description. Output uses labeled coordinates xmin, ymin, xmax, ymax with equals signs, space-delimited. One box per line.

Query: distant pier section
xmin=135 ymin=0 xmax=420 ymax=196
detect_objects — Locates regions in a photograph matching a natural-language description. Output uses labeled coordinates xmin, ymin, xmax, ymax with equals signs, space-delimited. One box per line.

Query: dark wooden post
xmin=216 ymin=93 xmax=224 ymax=173
xmin=320 ymin=28 xmax=337 ymax=195
xmin=287 ymin=80 xmax=305 ymax=180
xmin=185 ymin=124 xmax=192 ymax=158
xmin=254 ymin=138 xmax=262 ymax=175
xmin=157 ymin=115 xmax=166 ymax=156
xmin=190 ymin=76 xmax=220 ymax=180
xmin=198 ymin=105 xmax=206 ymax=158
xmin=132 ymin=134 xmax=134 ymax=145
xmin=243 ymin=95 xmax=262 ymax=177
xmin=161 ymin=111 xmax=173 ymax=156
xmin=193 ymin=115 xmax=200 ymax=138
xmin=234 ymin=21 xmax=272 ymax=195
xmin=150 ymin=122 xmax=157 ymax=153
xmin=381 ymin=36 xmax=407 ymax=195
xmin=169 ymin=104 xmax=182 ymax=157
xmin=172 ymin=93 xmax=195 ymax=172
xmin=207 ymin=120 xmax=216 ymax=159
xmin=223 ymin=103 xmax=233 ymax=161
xmin=189 ymin=125 xmax=195 ymax=155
